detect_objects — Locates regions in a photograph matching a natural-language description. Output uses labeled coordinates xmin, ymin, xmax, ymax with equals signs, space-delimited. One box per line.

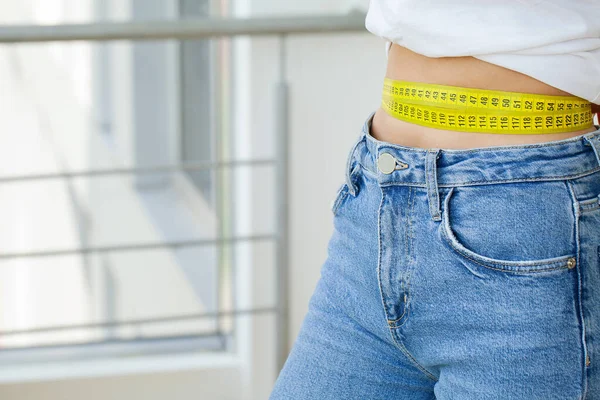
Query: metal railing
xmin=0 ymin=12 xmax=366 ymax=42
xmin=0 ymin=10 xmax=367 ymax=373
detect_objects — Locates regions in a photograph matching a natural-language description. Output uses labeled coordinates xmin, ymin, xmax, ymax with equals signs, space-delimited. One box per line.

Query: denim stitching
xmin=441 ymin=224 xmax=572 ymax=274
xmin=408 ymin=186 xmax=416 ymax=265
xmin=426 ymin=149 xmax=442 ymax=221
xmin=346 ymin=162 xmax=361 ymax=197
xmin=400 ymin=187 xmax=417 ymax=327
xmin=345 ymin=136 xmax=366 ymax=196
xmin=360 ymin=139 xmax=600 ymax=188
xmin=386 ymin=310 xmax=408 ymax=324
xmin=405 ymin=186 xmax=415 ymax=267
xmin=578 ymin=196 xmax=600 ymax=213
xmin=439 ymin=187 xmax=575 ymax=273
xmin=332 ymin=191 xmax=349 ymax=216
xmin=425 ymin=151 xmax=434 ymax=219
xmin=378 ymin=166 xmax=600 ymax=188
xmin=443 ymin=219 xmax=572 ymax=267
xmin=565 ymin=180 xmax=589 ymax=398
xmin=377 ymin=187 xmax=392 ymax=324
xmin=583 ymin=134 xmax=600 ymax=168
xmin=377 ymin=186 xmax=438 ymax=383
xmin=333 ymin=162 xmax=364 ymax=215
xmin=441 ymin=214 xmax=573 ymax=269
xmin=579 ymin=196 xmax=600 ymax=206
xmin=399 ymin=188 xmax=410 ymax=297
xmin=390 ymin=330 xmax=439 ymax=382
xmin=580 ymin=204 xmax=600 ymax=213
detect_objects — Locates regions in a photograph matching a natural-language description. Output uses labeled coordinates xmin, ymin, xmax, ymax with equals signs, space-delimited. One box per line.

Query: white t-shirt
xmin=365 ymin=0 xmax=600 ymax=105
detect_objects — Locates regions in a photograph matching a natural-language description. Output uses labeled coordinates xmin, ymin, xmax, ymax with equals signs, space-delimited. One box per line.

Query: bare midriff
xmin=371 ymin=44 xmax=599 ymax=149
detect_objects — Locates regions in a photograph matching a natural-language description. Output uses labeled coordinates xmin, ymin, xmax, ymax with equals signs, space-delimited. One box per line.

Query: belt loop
xmin=426 ymin=149 xmax=442 ymax=221
xmin=583 ymin=132 xmax=600 ymax=168
xmin=345 ymin=133 xmax=365 ymax=196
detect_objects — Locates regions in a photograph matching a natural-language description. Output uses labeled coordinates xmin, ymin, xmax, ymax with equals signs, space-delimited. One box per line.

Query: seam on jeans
xmin=566 ymin=179 xmax=589 ymax=399
xmin=331 ymin=184 xmax=350 ymax=216
xmin=400 ymin=188 xmax=410 ymax=296
xmin=386 ymin=308 xmax=408 ymax=324
xmin=390 ymin=330 xmax=439 ymax=382
xmin=408 ymin=186 xmax=416 ymax=265
xmin=377 ymin=186 xmax=438 ymax=383
xmin=444 ymin=227 xmax=572 ymax=268
xmin=426 ymin=149 xmax=442 ymax=221
xmin=575 ymin=196 xmax=600 ymax=207
xmin=332 ymin=162 xmax=364 ymax=215
xmin=440 ymin=220 xmax=573 ymax=274
xmin=580 ymin=204 xmax=600 ymax=213
xmin=346 ymin=161 xmax=361 ymax=197
xmin=578 ymin=196 xmax=600 ymax=213
xmin=401 ymin=186 xmax=416 ymax=323
xmin=438 ymin=188 xmax=574 ymax=273
xmin=345 ymin=136 xmax=365 ymax=196
xmin=377 ymin=166 xmax=600 ymax=188
xmin=579 ymin=196 xmax=600 ymax=205
xmin=333 ymin=191 xmax=350 ymax=215
xmin=377 ymin=187 xmax=391 ymax=326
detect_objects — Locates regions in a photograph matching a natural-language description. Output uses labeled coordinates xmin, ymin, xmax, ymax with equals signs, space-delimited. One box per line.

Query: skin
xmin=371 ymin=44 xmax=599 ymax=149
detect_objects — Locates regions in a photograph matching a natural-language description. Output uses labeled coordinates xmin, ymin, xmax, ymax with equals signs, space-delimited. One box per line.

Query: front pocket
xmin=439 ymin=183 xmax=578 ymax=274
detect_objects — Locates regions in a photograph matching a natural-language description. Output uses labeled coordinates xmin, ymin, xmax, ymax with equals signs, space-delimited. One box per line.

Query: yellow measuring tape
xmin=382 ymin=78 xmax=594 ymax=135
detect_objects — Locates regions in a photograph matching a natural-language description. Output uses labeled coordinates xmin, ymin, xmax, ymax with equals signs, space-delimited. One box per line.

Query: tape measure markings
xmin=382 ymin=79 xmax=594 ymax=135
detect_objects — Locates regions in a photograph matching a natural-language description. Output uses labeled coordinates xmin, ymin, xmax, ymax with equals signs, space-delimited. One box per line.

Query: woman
xmin=270 ymin=1 xmax=600 ymax=398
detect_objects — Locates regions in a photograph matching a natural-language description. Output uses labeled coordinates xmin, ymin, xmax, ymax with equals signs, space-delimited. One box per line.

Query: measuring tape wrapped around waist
xmin=381 ymin=78 xmax=594 ymax=135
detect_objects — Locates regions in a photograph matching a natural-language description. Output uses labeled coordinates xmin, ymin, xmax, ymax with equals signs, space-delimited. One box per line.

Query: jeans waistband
xmin=346 ymin=111 xmax=600 ymax=221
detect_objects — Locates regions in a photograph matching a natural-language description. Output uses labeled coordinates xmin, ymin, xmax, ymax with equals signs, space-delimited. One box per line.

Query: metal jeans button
xmin=377 ymin=152 xmax=411 ymax=174
xmin=377 ymin=153 xmax=397 ymax=174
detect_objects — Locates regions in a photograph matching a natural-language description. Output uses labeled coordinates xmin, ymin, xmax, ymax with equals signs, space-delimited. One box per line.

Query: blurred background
xmin=0 ymin=0 xmax=385 ymax=399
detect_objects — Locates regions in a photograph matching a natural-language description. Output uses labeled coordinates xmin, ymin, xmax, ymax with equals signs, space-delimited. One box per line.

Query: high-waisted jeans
xmin=269 ymin=111 xmax=600 ymax=399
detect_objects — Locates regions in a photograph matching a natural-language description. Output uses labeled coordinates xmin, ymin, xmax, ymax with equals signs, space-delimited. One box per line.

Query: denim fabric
xmin=269 ymin=111 xmax=600 ymax=399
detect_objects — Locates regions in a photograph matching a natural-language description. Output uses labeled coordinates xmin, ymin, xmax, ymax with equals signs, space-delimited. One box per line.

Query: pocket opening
xmin=439 ymin=186 xmax=577 ymax=274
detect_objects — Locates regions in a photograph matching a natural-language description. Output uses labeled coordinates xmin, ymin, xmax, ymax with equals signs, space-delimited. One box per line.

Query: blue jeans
xmin=269 ymin=111 xmax=600 ymax=399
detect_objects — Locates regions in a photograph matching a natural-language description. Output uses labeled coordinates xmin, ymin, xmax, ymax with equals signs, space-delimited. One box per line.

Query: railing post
xmin=275 ymin=34 xmax=290 ymax=372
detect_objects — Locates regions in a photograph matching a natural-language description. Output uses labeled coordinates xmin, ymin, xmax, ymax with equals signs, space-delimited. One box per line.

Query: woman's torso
xmin=372 ymin=44 xmax=598 ymax=150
